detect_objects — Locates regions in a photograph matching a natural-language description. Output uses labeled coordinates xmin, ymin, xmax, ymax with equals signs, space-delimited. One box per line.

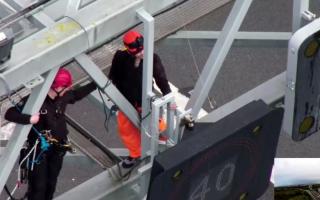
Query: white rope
xmin=184 ymin=26 xmax=216 ymax=110
xmin=18 ymin=140 xmax=39 ymax=182
xmin=6 ymin=140 xmax=39 ymax=200
xmin=30 ymin=140 xmax=38 ymax=171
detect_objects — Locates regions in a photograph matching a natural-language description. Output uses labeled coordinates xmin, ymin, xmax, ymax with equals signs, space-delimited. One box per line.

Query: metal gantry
xmin=0 ymin=0 xmax=318 ymax=199
xmin=0 ymin=0 xmax=183 ymax=198
xmin=185 ymin=0 xmax=253 ymax=119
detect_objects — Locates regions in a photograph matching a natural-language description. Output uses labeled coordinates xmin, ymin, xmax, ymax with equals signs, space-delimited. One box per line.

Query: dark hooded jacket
xmin=108 ymin=50 xmax=171 ymax=107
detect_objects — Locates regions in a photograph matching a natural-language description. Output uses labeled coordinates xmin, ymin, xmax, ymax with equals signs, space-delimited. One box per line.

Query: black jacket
xmin=5 ymin=82 xmax=96 ymax=143
xmin=109 ymin=50 xmax=171 ymax=107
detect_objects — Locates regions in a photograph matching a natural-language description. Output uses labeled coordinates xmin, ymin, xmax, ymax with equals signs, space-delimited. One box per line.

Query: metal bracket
xmin=302 ymin=10 xmax=316 ymax=21
xmin=185 ymin=0 xmax=253 ymax=120
xmin=174 ymin=108 xmax=192 ymax=142
xmin=136 ymin=8 xmax=155 ymax=160
xmin=286 ymin=80 xmax=295 ymax=91
xmin=23 ymin=75 xmax=44 ymax=89
xmin=182 ymin=113 xmax=195 ymax=130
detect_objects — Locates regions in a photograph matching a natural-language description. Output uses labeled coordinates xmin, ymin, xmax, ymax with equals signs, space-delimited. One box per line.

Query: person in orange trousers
xmin=117 ymin=111 xmax=168 ymax=159
xmin=109 ymin=30 xmax=172 ymax=168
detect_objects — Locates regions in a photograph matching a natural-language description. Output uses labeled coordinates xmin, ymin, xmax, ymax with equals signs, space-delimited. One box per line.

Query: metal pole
xmin=186 ymin=0 xmax=253 ymax=120
xmin=199 ymin=72 xmax=286 ymax=123
xmin=168 ymin=31 xmax=291 ymax=41
xmin=137 ymin=8 xmax=155 ymax=158
xmin=136 ymin=8 xmax=155 ymax=200
xmin=167 ymin=99 xmax=175 ymax=140
xmin=292 ymin=0 xmax=309 ymax=32
xmin=0 ymin=67 xmax=59 ymax=193
xmin=150 ymin=93 xmax=175 ymax=160
xmin=151 ymin=103 xmax=160 ymax=160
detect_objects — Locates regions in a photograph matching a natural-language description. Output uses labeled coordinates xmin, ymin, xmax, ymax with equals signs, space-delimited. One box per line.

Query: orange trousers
xmin=117 ymin=111 xmax=167 ymax=158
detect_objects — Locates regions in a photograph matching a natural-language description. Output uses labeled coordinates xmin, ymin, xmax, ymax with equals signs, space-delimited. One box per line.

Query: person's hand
xmin=29 ymin=113 xmax=40 ymax=124
xmin=135 ymin=50 xmax=144 ymax=59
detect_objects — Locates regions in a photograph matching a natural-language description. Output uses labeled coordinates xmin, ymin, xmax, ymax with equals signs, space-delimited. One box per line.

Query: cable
xmin=4 ymin=184 xmax=26 ymax=200
xmin=96 ymin=88 xmax=162 ymax=176
xmin=98 ymin=89 xmax=111 ymax=133
xmin=64 ymin=15 xmax=90 ymax=50
xmin=4 ymin=185 xmax=18 ymax=200
xmin=97 ymin=82 xmax=168 ymax=169
xmin=4 ymin=141 xmax=39 ymax=200
xmin=101 ymin=80 xmax=112 ymax=91
xmin=18 ymin=140 xmax=38 ymax=180
xmin=140 ymin=95 xmax=158 ymax=121
xmin=30 ymin=148 xmax=46 ymax=167
xmin=184 ymin=26 xmax=216 ymax=110
xmin=5 ymin=184 xmax=18 ymax=200
xmin=140 ymin=111 xmax=151 ymax=121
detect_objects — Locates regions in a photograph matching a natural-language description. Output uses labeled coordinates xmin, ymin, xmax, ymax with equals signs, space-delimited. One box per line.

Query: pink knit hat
xmin=51 ymin=68 xmax=72 ymax=89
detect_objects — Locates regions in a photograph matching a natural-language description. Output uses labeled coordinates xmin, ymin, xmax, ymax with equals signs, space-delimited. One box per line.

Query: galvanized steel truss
xmin=0 ymin=0 xmax=317 ymax=199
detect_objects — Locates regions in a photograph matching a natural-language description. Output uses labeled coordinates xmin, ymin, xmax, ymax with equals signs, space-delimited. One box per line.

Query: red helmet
xmin=123 ymin=30 xmax=144 ymax=55
xmin=51 ymin=68 xmax=72 ymax=89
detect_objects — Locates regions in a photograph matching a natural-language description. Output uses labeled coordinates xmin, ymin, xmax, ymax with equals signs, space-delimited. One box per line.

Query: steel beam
xmin=137 ymin=8 xmax=155 ymax=158
xmin=55 ymin=166 xmax=150 ymax=200
xmin=150 ymin=103 xmax=160 ymax=160
xmin=86 ymin=89 xmax=114 ymax=111
xmin=0 ymin=0 xmax=181 ymax=97
xmin=168 ymin=31 xmax=292 ymax=40
xmin=150 ymin=93 xmax=175 ymax=159
xmin=199 ymin=72 xmax=286 ymax=123
xmin=186 ymin=0 xmax=253 ymax=120
xmin=0 ymin=16 xmax=87 ymax=96
xmin=0 ymin=67 xmax=59 ymax=193
xmin=75 ymin=54 xmax=140 ymax=128
xmin=168 ymin=31 xmax=291 ymax=48
xmin=292 ymin=0 xmax=309 ymax=32
xmin=136 ymin=8 xmax=155 ymax=199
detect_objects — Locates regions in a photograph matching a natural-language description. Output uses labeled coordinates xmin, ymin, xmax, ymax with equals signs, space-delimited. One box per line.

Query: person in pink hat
xmin=5 ymin=68 xmax=97 ymax=200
